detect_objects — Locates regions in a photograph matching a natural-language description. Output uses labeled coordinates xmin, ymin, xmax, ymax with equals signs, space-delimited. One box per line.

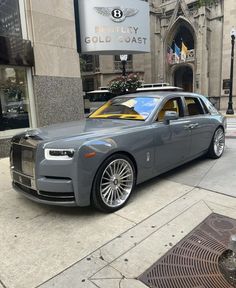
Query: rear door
xmin=183 ymin=96 xmax=213 ymax=157
xmin=152 ymin=96 xmax=192 ymax=173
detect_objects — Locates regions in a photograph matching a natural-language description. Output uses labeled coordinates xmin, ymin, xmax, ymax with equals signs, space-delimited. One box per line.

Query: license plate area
xmin=13 ymin=172 xmax=36 ymax=189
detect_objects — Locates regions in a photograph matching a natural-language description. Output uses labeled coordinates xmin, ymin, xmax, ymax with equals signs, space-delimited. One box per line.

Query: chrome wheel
xmin=100 ymin=159 xmax=134 ymax=208
xmin=213 ymin=128 xmax=225 ymax=157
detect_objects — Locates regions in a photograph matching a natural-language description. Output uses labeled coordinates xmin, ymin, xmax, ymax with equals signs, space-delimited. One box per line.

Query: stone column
xmin=25 ymin=0 xmax=84 ymax=127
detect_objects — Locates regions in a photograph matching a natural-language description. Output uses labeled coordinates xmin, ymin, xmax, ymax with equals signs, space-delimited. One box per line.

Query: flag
xmin=167 ymin=46 xmax=173 ymax=64
xmin=181 ymin=42 xmax=188 ymax=62
xmin=174 ymin=43 xmax=181 ymax=63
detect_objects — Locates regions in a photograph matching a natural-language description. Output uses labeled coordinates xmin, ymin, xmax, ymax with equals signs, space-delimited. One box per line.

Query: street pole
xmin=227 ymin=28 xmax=236 ymax=115
xmin=121 ymin=60 xmax=126 ymax=76
xmin=120 ymin=55 xmax=128 ymax=77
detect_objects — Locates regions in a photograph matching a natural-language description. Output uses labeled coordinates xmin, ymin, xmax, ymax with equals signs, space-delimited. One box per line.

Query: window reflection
xmin=0 ymin=66 xmax=30 ymax=131
xmin=0 ymin=0 xmax=22 ymax=38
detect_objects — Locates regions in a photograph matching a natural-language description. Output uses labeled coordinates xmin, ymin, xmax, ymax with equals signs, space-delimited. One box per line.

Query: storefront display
xmin=0 ymin=66 xmax=29 ymax=131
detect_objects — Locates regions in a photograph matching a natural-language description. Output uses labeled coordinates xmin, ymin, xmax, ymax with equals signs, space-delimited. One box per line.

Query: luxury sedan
xmin=10 ymin=92 xmax=226 ymax=212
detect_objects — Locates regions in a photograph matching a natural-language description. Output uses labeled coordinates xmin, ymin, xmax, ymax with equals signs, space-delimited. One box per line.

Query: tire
xmin=92 ymin=154 xmax=136 ymax=213
xmin=208 ymin=127 xmax=225 ymax=159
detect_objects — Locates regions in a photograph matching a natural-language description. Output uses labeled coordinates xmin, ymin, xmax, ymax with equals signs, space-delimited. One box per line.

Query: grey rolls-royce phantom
xmin=10 ymin=92 xmax=226 ymax=212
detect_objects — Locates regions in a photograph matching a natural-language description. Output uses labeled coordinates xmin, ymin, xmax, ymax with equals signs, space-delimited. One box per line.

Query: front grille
xmin=14 ymin=183 xmax=76 ymax=202
xmin=13 ymin=172 xmax=31 ymax=187
xmin=12 ymin=144 xmax=35 ymax=177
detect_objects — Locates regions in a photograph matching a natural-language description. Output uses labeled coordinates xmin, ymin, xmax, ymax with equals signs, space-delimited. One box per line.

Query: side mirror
xmin=163 ymin=111 xmax=179 ymax=125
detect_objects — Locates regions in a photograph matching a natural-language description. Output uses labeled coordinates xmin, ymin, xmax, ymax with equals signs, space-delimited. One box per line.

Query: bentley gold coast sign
xmin=74 ymin=0 xmax=150 ymax=54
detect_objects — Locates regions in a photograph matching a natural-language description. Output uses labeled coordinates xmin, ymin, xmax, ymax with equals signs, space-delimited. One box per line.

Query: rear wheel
xmin=92 ymin=154 xmax=136 ymax=213
xmin=208 ymin=127 xmax=225 ymax=159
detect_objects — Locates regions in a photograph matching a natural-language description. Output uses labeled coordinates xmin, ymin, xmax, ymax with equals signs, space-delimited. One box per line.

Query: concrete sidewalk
xmin=0 ymin=139 xmax=236 ymax=288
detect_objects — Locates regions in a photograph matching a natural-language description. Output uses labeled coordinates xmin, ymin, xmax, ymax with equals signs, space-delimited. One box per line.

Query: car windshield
xmin=89 ymin=97 xmax=161 ymax=121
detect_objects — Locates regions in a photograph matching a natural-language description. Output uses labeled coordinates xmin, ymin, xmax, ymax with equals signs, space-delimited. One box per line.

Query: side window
xmin=185 ymin=97 xmax=204 ymax=116
xmin=199 ymin=98 xmax=209 ymax=114
xmin=157 ymin=98 xmax=183 ymax=122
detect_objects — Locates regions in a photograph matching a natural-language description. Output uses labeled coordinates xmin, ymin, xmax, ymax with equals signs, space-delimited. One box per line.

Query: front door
xmin=152 ymin=97 xmax=191 ymax=174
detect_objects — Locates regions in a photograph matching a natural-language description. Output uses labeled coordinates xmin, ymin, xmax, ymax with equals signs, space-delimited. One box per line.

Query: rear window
xmin=185 ymin=97 xmax=204 ymax=116
xmin=203 ymin=97 xmax=219 ymax=114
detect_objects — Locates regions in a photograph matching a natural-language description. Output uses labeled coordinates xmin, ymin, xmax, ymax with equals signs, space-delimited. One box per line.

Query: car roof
xmin=86 ymin=90 xmax=110 ymax=94
xmin=137 ymin=86 xmax=183 ymax=92
xmin=114 ymin=91 xmax=205 ymax=99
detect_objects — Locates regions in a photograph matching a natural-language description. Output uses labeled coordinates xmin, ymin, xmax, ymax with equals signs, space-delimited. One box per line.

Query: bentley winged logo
xmin=94 ymin=6 xmax=139 ymax=23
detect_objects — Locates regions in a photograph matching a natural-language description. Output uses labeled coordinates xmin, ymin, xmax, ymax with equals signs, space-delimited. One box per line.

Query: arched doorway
xmin=174 ymin=65 xmax=193 ymax=92
xmin=165 ymin=17 xmax=196 ymax=91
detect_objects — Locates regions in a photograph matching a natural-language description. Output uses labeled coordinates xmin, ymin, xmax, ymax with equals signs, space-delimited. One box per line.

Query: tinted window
xmin=203 ymin=97 xmax=219 ymax=114
xmin=185 ymin=97 xmax=204 ymax=116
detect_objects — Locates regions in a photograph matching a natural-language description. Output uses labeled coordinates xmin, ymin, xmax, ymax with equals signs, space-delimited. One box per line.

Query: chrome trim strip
xmin=13 ymin=180 xmax=37 ymax=191
xmin=37 ymin=192 xmax=75 ymax=199
xmin=12 ymin=170 xmax=34 ymax=180
xmin=12 ymin=142 xmax=37 ymax=149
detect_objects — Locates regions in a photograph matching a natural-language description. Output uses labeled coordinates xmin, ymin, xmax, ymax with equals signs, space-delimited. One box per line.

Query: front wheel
xmin=208 ymin=127 xmax=225 ymax=159
xmin=92 ymin=154 xmax=136 ymax=213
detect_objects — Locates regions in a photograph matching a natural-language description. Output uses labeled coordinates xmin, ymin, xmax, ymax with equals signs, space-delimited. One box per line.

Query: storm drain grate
xmin=138 ymin=213 xmax=236 ymax=288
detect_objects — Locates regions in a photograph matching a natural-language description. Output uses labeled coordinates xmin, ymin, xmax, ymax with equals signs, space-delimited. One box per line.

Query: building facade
xmin=82 ymin=0 xmax=236 ymax=112
xmin=0 ymin=0 xmax=83 ymax=157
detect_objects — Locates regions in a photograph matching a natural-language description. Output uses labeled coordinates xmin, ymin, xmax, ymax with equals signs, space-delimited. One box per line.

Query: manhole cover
xmin=138 ymin=213 xmax=236 ymax=288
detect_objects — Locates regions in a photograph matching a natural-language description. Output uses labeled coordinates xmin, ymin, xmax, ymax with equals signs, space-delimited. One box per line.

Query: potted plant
xmin=108 ymin=73 xmax=142 ymax=95
xmin=108 ymin=76 xmax=126 ymax=95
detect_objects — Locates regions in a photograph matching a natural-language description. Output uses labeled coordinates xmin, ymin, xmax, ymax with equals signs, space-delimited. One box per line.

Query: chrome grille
xmin=12 ymin=144 xmax=35 ymax=177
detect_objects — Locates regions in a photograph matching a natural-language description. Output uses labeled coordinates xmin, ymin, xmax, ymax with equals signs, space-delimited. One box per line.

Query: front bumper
xmin=13 ymin=181 xmax=77 ymax=207
xmin=12 ymin=170 xmax=77 ymax=206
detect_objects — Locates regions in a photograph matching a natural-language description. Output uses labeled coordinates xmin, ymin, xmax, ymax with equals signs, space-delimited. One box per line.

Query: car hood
xmin=29 ymin=118 xmax=144 ymax=141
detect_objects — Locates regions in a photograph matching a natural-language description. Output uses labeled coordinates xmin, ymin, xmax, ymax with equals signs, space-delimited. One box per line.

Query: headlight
xmin=44 ymin=149 xmax=75 ymax=160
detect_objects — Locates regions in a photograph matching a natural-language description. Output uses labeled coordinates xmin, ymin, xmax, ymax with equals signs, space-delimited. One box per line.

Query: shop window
xmin=80 ymin=55 xmax=99 ymax=73
xmin=0 ymin=66 xmax=30 ymax=131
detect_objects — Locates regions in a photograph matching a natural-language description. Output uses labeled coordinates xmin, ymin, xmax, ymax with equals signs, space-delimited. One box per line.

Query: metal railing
xmin=169 ymin=49 xmax=195 ymax=65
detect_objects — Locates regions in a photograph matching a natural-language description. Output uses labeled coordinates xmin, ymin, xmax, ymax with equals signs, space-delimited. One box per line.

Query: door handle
xmin=184 ymin=124 xmax=194 ymax=129
xmin=192 ymin=123 xmax=199 ymax=128
xmin=184 ymin=123 xmax=199 ymax=130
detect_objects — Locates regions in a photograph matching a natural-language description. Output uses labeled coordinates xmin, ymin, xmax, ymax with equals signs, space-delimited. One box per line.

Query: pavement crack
xmin=114 ymin=213 xmax=137 ymax=225
xmin=0 ymin=279 xmax=7 ymax=288
xmin=196 ymin=160 xmax=217 ymax=187
xmin=30 ymin=210 xmax=52 ymax=220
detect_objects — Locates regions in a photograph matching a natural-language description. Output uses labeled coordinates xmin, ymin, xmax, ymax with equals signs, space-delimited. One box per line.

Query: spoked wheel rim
xmin=214 ymin=128 xmax=225 ymax=157
xmin=100 ymin=159 xmax=134 ymax=208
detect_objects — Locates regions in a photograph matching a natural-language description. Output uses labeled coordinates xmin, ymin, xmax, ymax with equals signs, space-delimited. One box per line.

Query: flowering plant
xmin=108 ymin=73 xmax=142 ymax=95
xmin=125 ymin=73 xmax=142 ymax=91
xmin=108 ymin=76 xmax=126 ymax=95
